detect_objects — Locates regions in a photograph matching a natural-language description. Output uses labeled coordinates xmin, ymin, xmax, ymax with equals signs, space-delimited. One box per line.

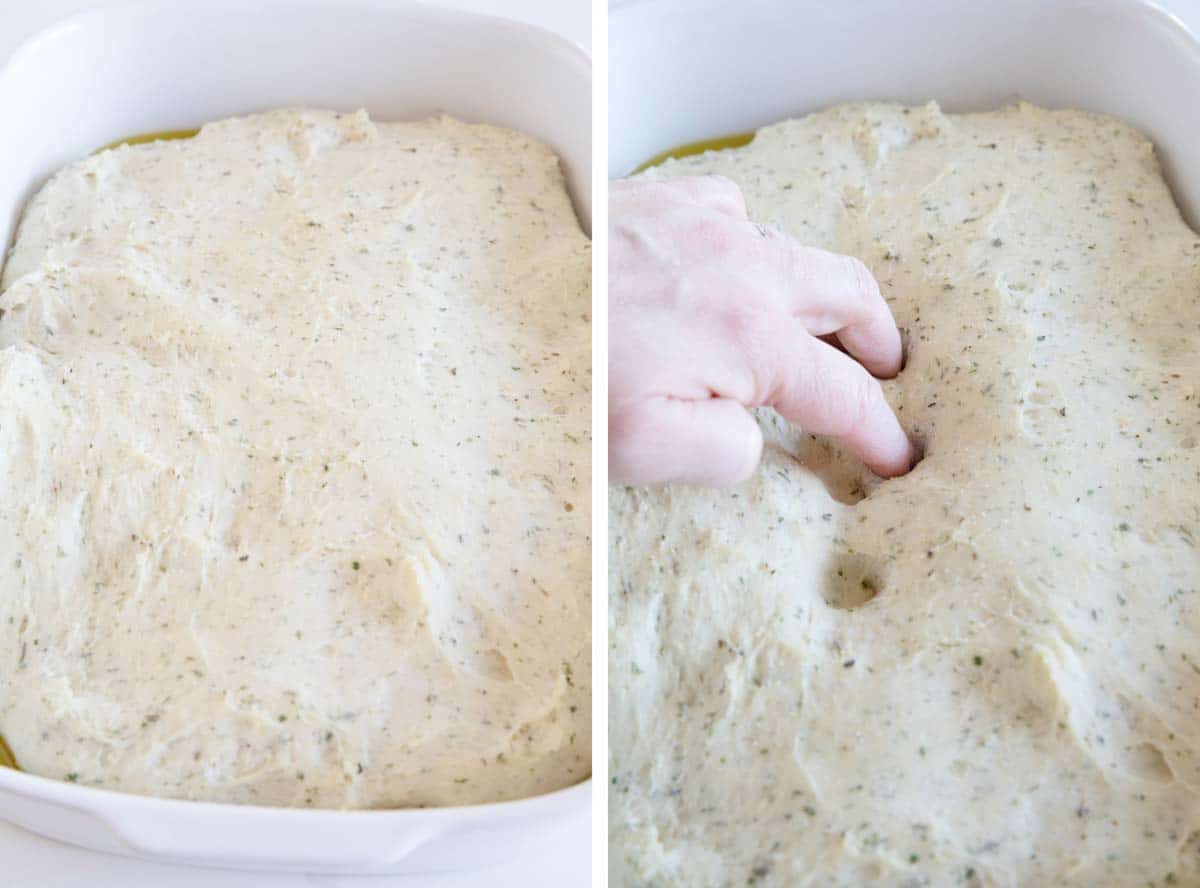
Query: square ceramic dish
xmin=0 ymin=0 xmax=590 ymax=875
xmin=610 ymin=0 xmax=1200 ymax=228
xmin=607 ymin=0 xmax=1200 ymax=880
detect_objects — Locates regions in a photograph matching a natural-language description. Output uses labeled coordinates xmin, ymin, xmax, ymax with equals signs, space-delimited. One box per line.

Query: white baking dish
xmin=610 ymin=0 xmax=1200 ymax=228
xmin=608 ymin=0 xmax=1200 ymax=880
xmin=0 ymin=0 xmax=589 ymax=875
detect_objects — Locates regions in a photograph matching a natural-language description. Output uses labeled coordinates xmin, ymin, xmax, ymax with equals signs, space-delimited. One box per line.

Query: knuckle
xmin=696 ymin=173 xmax=740 ymax=200
xmin=720 ymin=300 xmax=775 ymax=356
xmin=682 ymin=175 xmax=747 ymax=217
xmin=610 ymin=177 xmax=644 ymax=204
xmin=775 ymin=239 xmax=810 ymax=286
xmin=681 ymin=214 xmax=743 ymax=258
xmin=620 ymin=179 xmax=690 ymax=212
xmin=701 ymin=173 xmax=737 ymax=191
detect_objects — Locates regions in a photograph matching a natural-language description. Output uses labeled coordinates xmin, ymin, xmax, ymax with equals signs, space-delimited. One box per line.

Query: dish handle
xmin=103 ymin=808 xmax=447 ymax=872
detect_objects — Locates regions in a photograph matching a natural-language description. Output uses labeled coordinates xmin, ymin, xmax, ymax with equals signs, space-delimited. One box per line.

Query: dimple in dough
xmin=0 ymin=108 xmax=591 ymax=808
xmin=609 ymin=102 xmax=1200 ymax=886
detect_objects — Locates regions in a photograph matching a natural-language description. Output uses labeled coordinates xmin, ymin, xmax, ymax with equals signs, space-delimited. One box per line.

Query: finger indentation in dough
xmin=822 ymin=552 xmax=883 ymax=610
xmin=1122 ymin=741 xmax=1175 ymax=784
xmin=791 ymin=435 xmax=867 ymax=505
xmin=475 ymin=647 xmax=516 ymax=683
xmin=1018 ymin=378 xmax=1065 ymax=441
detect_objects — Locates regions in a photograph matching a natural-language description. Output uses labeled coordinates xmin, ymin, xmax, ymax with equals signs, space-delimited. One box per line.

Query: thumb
xmin=610 ymin=396 xmax=763 ymax=487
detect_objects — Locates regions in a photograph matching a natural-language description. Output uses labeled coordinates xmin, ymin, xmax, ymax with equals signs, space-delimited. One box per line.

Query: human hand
xmin=609 ymin=175 xmax=914 ymax=486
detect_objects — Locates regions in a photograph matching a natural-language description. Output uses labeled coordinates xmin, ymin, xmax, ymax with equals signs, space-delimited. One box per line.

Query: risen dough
xmin=610 ymin=103 xmax=1200 ymax=885
xmin=0 ymin=108 xmax=590 ymax=807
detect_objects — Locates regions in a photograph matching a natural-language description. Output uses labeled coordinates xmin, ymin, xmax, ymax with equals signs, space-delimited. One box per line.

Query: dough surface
xmin=0 ymin=108 xmax=590 ymax=807
xmin=609 ymin=103 xmax=1200 ymax=885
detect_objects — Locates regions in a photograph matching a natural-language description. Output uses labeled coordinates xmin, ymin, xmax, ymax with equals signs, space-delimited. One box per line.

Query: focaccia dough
xmin=0 ymin=108 xmax=590 ymax=808
xmin=610 ymin=102 xmax=1200 ymax=886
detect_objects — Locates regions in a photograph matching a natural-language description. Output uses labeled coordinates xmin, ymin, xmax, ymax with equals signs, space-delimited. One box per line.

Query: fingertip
xmin=681 ymin=397 xmax=763 ymax=486
xmin=858 ymin=337 xmax=904 ymax=379
xmin=849 ymin=376 xmax=914 ymax=478
xmin=877 ymin=322 xmax=906 ymax=379
xmin=726 ymin=410 xmax=765 ymax=484
xmin=848 ymin=301 xmax=904 ymax=379
xmin=801 ymin=252 xmax=905 ymax=379
xmin=866 ymin=428 xmax=917 ymax=478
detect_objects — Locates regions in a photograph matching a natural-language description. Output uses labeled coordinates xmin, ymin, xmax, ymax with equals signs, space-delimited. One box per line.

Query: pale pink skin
xmin=609 ymin=175 xmax=915 ymax=487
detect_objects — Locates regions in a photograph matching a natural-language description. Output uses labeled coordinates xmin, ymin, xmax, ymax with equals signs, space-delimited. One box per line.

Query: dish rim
xmin=0 ymin=0 xmax=593 ymax=251
xmin=607 ymin=0 xmax=1200 ymax=183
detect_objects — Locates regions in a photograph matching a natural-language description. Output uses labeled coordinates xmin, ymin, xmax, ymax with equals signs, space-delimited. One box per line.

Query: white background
xmin=0 ymin=4 xmax=590 ymax=887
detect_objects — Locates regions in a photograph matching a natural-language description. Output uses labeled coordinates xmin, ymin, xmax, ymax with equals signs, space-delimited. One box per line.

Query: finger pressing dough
xmin=610 ymin=102 xmax=1200 ymax=886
